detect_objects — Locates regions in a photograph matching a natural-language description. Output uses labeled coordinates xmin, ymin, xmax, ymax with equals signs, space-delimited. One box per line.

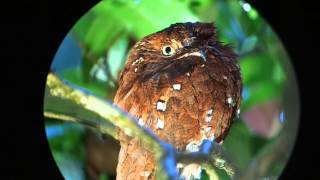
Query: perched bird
xmin=113 ymin=22 xmax=242 ymax=180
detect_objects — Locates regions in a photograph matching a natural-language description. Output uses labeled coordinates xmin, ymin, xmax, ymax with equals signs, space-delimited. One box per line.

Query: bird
xmin=113 ymin=22 xmax=242 ymax=180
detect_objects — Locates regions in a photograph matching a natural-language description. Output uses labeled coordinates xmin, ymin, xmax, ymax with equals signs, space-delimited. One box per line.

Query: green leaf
xmin=240 ymin=35 xmax=257 ymax=54
xmin=223 ymin=121 xmax=268 ymax=171
xmin=72 ymin=0 xmax=199 ymax=59
xmin=240 ymin=54 xmax=274 ymax=85
xmin=241 ymin=81 xmax=282 ymax=111
xmin=95 ymin=0 xmax=199 ymax=38
xmin=223 ymin=121 xmax=253 ymax=170
xmin=239 ymin=53 xmax=286 ymax=110
xmin=99 ymin=173 xmax=109 ymax=180
xmin=107 ymin=35 xmax=129 ymax=80
xmin=61 ymin=68 xmax=107 ymax=97
xmin=84 ymin=15 xmax=124 ymax=57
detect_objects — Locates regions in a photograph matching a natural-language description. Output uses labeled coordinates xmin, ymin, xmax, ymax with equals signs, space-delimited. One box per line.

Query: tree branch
xmin=44 ymin=72 xmax=236 ymax=179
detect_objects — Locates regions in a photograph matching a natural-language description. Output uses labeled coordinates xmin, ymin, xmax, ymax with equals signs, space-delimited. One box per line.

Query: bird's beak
xmin=176 ymin=50 xmax=207 ymax=62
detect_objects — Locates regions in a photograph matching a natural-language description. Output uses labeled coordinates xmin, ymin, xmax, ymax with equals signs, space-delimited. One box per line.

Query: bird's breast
xmin=114 ymin=61 xmax=240 ymax=151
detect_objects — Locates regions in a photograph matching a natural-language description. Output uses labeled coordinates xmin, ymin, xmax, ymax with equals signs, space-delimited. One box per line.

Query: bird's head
xmin=124 ymin=22 xmax=237 ymax=83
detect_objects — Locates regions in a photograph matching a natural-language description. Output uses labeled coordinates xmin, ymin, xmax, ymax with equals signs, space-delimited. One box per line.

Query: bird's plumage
xmin=113 ymin=22 xmax=242 ymax=180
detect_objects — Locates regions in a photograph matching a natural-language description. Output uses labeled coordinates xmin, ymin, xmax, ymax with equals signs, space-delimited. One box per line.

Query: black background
xmin=3 ymin=0 xmax=318 ymax=179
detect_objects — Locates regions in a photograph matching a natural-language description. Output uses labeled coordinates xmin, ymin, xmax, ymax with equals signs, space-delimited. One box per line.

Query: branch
xmin=176 ymin=140 xmax=236 ymax=178
xmin=44 ymin=72 xmax=174 ymax=179
xmin=44 ymin=72 xmax=237 ymax=179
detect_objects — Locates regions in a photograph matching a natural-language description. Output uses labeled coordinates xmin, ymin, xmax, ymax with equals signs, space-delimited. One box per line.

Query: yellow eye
xmin=162 ymin=45 xmax=176 ymax=56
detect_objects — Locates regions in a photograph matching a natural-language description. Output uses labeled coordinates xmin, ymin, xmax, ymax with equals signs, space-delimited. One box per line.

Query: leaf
xmin=223 ymin=121 xmax=268 ymax=171
xmin=241 ymin=81 xmax=283 ymax=111
xmin=72 ymin=0 xmax=199 ymax=58
xmin=73 ymin=12 xmax=124 ymax=58
xmin=95 ymin=0 xmax=199 ymax=38
xmin=99 ymin=173 xmax=109 ymax=180
xmin=47 ymin=123 xmax=86 ymax=160
xmin=61 ymin=68 xmax=107 ymax=97
xmin=223 ymin=121 xmax=253 ymax=171
xmin=107 ymin=35 xmax=129 ymax=80
xmin=239 ymin=53 xmax=286 ymax=110
xmin=240 ymin=35 xmax=257 ymax=54
xmin=71 ymin=0 xmax=200 ymax=86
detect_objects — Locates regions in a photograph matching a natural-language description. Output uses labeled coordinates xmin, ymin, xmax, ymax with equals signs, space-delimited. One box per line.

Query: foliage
xmin=45 ymin=0 xmax=292 ymax=179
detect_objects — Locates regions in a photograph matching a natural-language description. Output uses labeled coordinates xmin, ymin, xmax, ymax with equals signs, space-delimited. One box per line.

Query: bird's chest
xmin=117 ymin=66 xmax=231 ymax=151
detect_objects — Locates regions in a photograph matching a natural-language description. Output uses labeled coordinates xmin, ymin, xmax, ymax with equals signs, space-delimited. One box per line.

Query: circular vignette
xmin=43 ymin=0 xmax=299 ymax=180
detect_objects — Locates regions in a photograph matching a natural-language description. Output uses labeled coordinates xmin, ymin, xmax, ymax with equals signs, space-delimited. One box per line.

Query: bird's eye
xmin=162 ymin=45 xmax=176 ymax=56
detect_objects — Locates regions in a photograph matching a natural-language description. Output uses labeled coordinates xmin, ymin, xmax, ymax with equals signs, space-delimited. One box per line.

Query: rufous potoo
xmin=113 ymin=22 xmax=242 ymax=180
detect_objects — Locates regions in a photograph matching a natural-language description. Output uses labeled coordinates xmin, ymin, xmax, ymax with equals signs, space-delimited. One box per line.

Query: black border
xmin=4 ymin=0 xmax=318 ymax=179
xmin=246 ymin=1 xmax=319 ymax=179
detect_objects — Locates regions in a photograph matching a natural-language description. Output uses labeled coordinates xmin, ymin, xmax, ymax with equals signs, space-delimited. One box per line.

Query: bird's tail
xmin=116 ymin=137 xmax=156 ymax=180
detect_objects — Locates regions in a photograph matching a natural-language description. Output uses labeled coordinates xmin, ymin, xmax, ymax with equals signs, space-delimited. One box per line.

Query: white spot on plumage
xmin=140 ymin=171 xmax=151 ymax=177
xmin=226 ymin=97 xmax=235 ymax=107
xmin=206 ymin=109 xmax=213 ymax=122
xmin=173 ymin=84 xmax=181 ymax=91
xmin=177 ymin=163 xmax=184 ymax=169
xmin=236 ymin=108 xmax=240 ymax=118
xmin=206 ymin=116 xmax=212 ymax=122
xmin=134 ymin=67 xmax=138 ymax=72
xmin=132 ymin=57 xmax=144 ymax=66
xmin=208 ymin=135 xmax=215 ymax=141
xmin=156 ymin=118 xmax=164 ymax=129
xmin=219 ymin=140 xmax=224 ymax=145
xmin=186 ymin=141 xmax=200 ymax=152
xmin=156 ymin=100 xmax=166 ymax=111
xmin=138 ymin=118 xmax=144 ymax=126
xmin=205 ymin=127 xmax=211 ymax=133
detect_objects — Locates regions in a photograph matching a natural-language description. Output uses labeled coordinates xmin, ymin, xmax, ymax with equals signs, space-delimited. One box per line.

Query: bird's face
xmin=128 ymin=22 xmax=223 ymax=81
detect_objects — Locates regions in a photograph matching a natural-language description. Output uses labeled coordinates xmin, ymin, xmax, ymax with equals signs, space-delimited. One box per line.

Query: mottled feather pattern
xmin=113 ymin=22 xmax=242 ymax=180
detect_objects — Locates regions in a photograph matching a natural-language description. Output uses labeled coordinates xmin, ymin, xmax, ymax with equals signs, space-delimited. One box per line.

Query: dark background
xmin=3 ymin=0 xmax=318 ymax=179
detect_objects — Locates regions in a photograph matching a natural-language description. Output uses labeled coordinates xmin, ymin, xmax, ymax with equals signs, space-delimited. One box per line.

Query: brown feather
xmin=113 ymin=22 xmax=242 ymax=180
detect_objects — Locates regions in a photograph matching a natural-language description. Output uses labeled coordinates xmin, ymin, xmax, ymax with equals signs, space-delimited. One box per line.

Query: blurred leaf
xmin=248 ymin=8 xmax=259 ymax=20
xmin=47 ymin=123 xmax=86 ymax=161
xmin=272 ymin=60 xmax=285 ymax=84
xmin=62 ymin=68 xmax=107 ymax=97
xmin=241 ymin=81 xmax=282 ymax=111
xmin=52 ymin=151 xmax=86 ymax=180
xmin=223 ymin=121 xmax=253 ymax=170
xmin=240 ymin=35 xmax=257 ymax=54
xmin=223 ymin=121 xmax=268 ymax=171
xmin=107 ymin=35 xmax=129 ymax=80
xmin=95 ymin=0 xmax=199 ymax=38
xmin=73 ymin=10 xmax=124 ymax=59
xmin=99 ymin=173 xmax=109 ymax=180
xmin=73 ymin=0 xmax=199 ymax=59
xmin=239 ymin=53 xmax=285 ymax=110
xmin=71 ymin=0 xmax=200 ymax=87
xmin=240 ymin=54 xmax=274 ymax=85
xmin=72 ymin=12 xmax=95 ymax=42
xmin=188 ymin=0 xmax=214 ymax=14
